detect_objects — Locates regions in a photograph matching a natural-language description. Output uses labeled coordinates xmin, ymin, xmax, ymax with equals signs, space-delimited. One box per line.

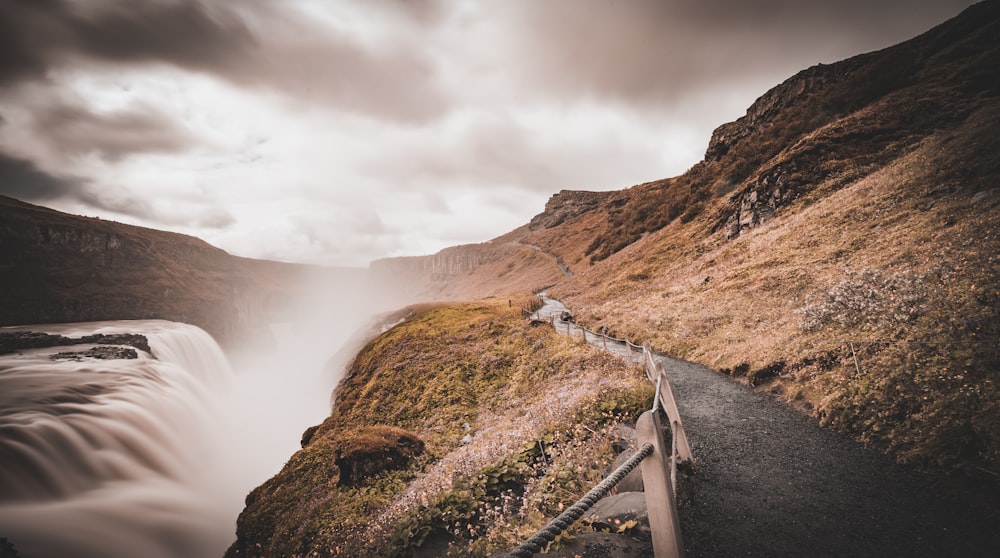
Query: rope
xmin=506 ymin=443 xmax=654 ymax=558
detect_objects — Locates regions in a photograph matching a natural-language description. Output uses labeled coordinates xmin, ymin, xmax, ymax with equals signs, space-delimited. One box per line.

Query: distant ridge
xmin=0 ymin=195 xmax=349 ymax=345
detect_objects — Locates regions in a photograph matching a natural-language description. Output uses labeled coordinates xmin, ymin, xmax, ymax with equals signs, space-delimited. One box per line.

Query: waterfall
xmin=0 ymin=320 xmax=268 ymax=558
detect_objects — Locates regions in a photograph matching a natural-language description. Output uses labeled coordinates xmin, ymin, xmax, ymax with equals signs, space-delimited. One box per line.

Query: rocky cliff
xmin=0 ymin=195 xmax=321 ymax=346
xmin=528 ymin=189 xmax=611 ymax=230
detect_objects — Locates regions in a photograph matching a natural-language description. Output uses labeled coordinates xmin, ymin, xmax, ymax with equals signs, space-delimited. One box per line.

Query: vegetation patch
xmin=227 ymin=300 xmax=650 ymax=557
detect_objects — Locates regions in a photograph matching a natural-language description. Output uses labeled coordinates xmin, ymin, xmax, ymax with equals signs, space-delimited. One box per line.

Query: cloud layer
xmin=0 ymin=0 xmax=975 ymax=266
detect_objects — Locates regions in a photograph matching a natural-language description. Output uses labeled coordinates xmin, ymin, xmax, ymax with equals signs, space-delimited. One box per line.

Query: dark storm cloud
xmin=32 ymin=100 xmax=196 ymax=161
xmin=497 ymin=0 xmax=974 ymax=105
xmin=0 ymin=0 xmax=254 ymax=85
xmin=0 ymin=150 xmax=158 ymax=219
xmin=0 ymin=0 xmax=447 ymax=121
xmin=0 ymin=151 xmax=80 ymax=201
xmin=0 ymin=150 xmax=235 ymax=227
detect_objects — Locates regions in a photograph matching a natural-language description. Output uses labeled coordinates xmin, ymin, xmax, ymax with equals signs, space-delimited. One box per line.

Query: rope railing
xmin=506 ymin=443 xmax=654 ymax=558
xmin=543 ymin=313 xmax=693 ymax=467
xmin=509 ymin=297 xmax=691 ymax=557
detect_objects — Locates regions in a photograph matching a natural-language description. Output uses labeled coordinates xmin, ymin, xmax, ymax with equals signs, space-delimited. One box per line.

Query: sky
xmin=0 ymin=0 xmax=977 ymax=267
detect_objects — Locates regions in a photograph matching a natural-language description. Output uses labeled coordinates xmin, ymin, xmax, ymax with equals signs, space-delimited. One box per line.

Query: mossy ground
xmin=227 ymin=297 xmax=651 ymax=557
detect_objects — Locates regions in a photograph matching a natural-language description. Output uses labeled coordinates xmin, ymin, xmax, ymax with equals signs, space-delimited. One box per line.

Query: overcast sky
xmin=0 ymin=0 xmax=976 ymax=267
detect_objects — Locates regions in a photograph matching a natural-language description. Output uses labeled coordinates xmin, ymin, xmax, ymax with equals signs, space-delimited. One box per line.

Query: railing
xmin=509 ymin=308 xmax=693 ymax=557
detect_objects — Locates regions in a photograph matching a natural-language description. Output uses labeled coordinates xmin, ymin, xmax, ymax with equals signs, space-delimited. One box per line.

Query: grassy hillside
xmin=226 ymin=299 xmax=652 ymax=557
xmin=382 ymin=2 xmax=1000 ymax=477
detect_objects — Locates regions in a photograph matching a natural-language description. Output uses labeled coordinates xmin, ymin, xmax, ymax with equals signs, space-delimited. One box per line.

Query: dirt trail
xmin=537 ymin=296 xmax=999 ymax=557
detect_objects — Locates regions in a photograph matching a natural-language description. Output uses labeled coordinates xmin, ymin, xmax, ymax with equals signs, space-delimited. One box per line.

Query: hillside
xmin=0 ymin=194 xmax=363 ymax=346
xmin=373 ymin=1 xmax=1000 ymax=476
xmin=226 ymin=300 xmax=652 ymax=557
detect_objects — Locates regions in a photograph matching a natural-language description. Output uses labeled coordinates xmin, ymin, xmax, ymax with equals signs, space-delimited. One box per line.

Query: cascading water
xmin=0 ymin=319 xmax=341 ymax=558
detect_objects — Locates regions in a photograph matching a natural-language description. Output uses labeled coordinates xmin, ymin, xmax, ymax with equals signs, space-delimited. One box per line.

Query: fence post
xmin=637 ymin=410 xmax=685 ymax=558
xmin=654 ymin=360 xmax=693 ymax=464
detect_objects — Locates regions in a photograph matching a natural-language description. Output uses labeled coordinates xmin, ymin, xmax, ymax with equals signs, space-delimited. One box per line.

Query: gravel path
xmin=661 ymin=353 xmax=999 ymax=558
xmin=535 ymin=296 xmax=1000 ymax=557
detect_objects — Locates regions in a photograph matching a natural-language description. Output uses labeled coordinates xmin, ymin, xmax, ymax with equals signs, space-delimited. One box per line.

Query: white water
xmin=0 ymin=319 xmax=344 ymax=558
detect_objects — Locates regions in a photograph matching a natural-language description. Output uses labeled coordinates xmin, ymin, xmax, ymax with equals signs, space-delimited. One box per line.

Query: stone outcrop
xmin=0 ymin=195 xmax=322 ymax=347
xmin=0 ymin=331 xmax=151 ymax=355
xmin=333 ymin=425 xmax=425 ymax=487
xmin=51 ymin=346 xmax=139 ymax=360
xmin=721 ymin=159 xmax=803 ymax=239
xmin=528 ymin=189 xmax=610 ymax=230
xmin=705 ymin=58 xmax=866 ymax=163
xmin=371 ymin=244 xmax=502 ymax=278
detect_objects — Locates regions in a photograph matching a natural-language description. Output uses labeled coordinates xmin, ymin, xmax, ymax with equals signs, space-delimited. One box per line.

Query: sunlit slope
xmin=401 ymin=2 xmax=1000 ymax=475
xmin=226 ymin=300 xmax=651 ymax=557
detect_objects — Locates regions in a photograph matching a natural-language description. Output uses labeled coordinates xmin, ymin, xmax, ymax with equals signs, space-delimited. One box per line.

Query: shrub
xmin=797 ymin=268 xmax=925 ymax=332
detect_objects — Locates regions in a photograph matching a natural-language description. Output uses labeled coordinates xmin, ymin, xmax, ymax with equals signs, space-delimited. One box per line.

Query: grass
xmin=550 ymin=108 xmax=1000 ymax=477
xmin=227 ymin=299 xmax=652 ymax=557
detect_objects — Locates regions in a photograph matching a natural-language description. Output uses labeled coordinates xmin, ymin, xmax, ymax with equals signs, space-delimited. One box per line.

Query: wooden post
xmin=654 ymin=360 xmax=693 ymax=464
xmin=637 ymin=410 xmax=685 ymax=558
xmin=602 ymin=332 xmax=608 ymax=352
xmin=849 ymin=342 xmax=861 ymax=377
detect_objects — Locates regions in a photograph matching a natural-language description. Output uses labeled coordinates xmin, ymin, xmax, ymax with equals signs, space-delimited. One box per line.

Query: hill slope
xmin=377 ymin=1 xmax=1000 ymax=476
xmin=0 ymin=195 xmax=361 ymax=346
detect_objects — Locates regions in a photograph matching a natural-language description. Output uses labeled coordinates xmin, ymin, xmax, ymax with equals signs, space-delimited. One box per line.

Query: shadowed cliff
xmin=0 ymin=195 xmax=364 ymax=347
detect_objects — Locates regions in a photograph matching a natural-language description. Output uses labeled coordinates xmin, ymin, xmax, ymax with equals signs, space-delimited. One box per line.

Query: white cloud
xmin=0 ymin=0 xmax=976 ymax=267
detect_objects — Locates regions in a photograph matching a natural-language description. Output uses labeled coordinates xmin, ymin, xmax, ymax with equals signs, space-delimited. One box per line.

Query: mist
xmin=0 ymin=266 xmax=425 ymax=558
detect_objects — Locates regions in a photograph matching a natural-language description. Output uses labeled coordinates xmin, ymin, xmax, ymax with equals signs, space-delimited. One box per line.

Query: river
xmin=0 ymin=319 xmax=342 ymax=558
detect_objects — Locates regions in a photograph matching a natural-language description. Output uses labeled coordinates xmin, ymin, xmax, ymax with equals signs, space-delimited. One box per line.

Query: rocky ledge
xmin=0 ymin=331 xmax=151 ymax=356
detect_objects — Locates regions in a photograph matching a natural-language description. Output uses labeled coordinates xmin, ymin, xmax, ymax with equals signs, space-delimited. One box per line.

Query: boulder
xmin=604 ymin=449 xmax=644 ymax=493
xmin=333 ymin=425 xmax=425 ymax=487
xmin=583 ymin=492 xmax=650 ymax=536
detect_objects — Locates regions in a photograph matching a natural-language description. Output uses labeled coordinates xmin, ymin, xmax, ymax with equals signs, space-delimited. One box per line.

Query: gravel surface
xmin=660 ymin=353 xmax=1000 ymax=558
xmin=536 ymin=297 xmax=1000 ymax=557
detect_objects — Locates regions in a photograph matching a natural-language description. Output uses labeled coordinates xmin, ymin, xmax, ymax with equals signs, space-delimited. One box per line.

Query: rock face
xmin=333 ymin=425 xmax=425 ymax=487
xmin=705 ymin=60 xmax=858 ymax=163
xmin=371 ymin=244 xmax=502 ymax=278
xmin=0 ymin=331 xmax=151 ymax=355
xmin=708 ymin=0 xmax=1000 ymax=240
xmin=528 ymin=190 xmax=610 ymax=230
xmin=51 ymin=346 xmax=139 ymax=360
xmin=0 ymin=195 xmax=318 ymax=347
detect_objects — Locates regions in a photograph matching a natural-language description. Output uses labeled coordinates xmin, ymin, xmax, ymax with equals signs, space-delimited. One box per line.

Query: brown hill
xmin=377 ymin=1 xmax=1000 ymax=476
xmin=0 ymin=194 xmax=362 ymax=347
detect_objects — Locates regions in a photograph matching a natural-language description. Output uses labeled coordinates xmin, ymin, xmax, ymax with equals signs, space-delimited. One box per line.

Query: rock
xmin=0 ymin=537 xmax=21 ymax=558
xmin=604 ymin=449 xmax=644 ymax=493
xmin=534 ymin=530 xmax=653 ymax=558
xmin=608 ymin=424 xmax=637 ymax=454
xmin=300 ymin=425 xmax=320 ymax=448
xmin=528 ymin=190 xmax=611 ymax=230
xmin=333 ymin=425 xmax=425 ymax=487
xmin=0 ymin=331 xmax=150 ymax=355
xmin=583 ymin=492 xmax=650 ymax=535
xmin=705 ymin=60 xmax=855 ymax=162
xmin=50 ymin=346 xmax=138 ymax=360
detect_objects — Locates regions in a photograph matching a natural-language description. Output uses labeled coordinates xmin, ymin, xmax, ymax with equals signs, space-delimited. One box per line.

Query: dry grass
xmin=227 ymin=300 xmax=652 ymax=557
xmin=549 ymin=109 xmax=999 ymax=475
